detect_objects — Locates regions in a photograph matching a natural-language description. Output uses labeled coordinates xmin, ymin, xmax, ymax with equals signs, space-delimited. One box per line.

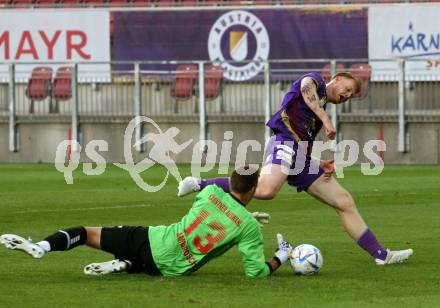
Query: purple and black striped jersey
xmin=266 ymin=73 xmax=327 ymax=144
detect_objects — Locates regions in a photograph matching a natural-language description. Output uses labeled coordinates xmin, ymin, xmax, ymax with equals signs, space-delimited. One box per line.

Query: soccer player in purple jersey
xmin=178 ymin=72 xmax=413 ymax=266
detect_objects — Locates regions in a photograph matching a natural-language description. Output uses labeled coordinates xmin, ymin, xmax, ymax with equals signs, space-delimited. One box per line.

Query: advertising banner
xmin=0 ymin=10 xmax=110 ymax=82
xmin=113 ymin=9 xmax=367 ymax=81
xmin=369 ymin=6 xmax=440 ymax=80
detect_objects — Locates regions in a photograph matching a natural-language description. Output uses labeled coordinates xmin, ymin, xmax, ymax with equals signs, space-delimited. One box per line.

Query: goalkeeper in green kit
xmin=0 ymin=166 xmax=292 ymax=277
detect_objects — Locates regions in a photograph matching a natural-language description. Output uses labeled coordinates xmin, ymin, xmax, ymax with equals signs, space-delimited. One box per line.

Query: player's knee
xmin=335 ymin=193 xmax=356 ymax=213
xmin=256 ymin=186 xmax=277 ymax=200
xmin=85 ymin=227 xmax=102 ymax=248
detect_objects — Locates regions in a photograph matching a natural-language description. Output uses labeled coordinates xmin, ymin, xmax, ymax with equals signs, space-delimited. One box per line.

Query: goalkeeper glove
xmin=252 ymin=212 xmax=271 ymax=227
xmin=274 ymin=233 xmax=293 ymax=264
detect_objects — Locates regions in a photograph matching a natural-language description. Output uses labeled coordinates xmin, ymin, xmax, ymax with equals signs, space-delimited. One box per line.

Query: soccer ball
xmin=289 ymin=244 xmax=323 ymax=276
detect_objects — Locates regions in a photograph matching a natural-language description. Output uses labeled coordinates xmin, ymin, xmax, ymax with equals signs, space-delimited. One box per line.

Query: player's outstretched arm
xmin=300 ymin=77 xmax=336 ymax=140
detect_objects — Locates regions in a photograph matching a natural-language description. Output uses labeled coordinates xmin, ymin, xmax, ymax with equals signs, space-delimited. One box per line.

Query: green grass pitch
xmin=0 ymin=164 xmax=439 ymax=307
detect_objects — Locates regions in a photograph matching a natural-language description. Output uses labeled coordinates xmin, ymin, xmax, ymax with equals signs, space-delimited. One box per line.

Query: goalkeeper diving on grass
xmin=0 ymin=166 xmax=292 ymax=277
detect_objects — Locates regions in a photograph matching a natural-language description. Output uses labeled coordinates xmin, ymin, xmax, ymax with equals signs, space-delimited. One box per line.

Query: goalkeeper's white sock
xmin=36 ymin=240 xmax=51 ymax=252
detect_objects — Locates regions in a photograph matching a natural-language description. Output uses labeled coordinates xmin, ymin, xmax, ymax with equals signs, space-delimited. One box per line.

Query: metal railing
xmin=2 ymin=58 xmax=440 ymax=154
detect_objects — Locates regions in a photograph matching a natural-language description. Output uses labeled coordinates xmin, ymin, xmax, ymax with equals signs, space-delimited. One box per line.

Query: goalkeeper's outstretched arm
xmin=238 ymin=221 xmax=292 ymax=276
xmin=266 ymin=256 xmax=283 ymax=273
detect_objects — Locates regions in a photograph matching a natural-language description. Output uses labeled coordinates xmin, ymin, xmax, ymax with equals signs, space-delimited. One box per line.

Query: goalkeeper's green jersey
xmin=148 ymin=185 xmax=271 ymax=277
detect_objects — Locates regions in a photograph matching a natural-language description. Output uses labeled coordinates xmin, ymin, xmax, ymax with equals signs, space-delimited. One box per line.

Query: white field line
xmin=10 ymin=191 xmax=438 ymax=214
xmin=14 ymin=203 xmax=183 ymax=214
xmin=268 ymin=191 xmax=425 ymax=201
xmin=0 ymin=188 xmax=147 ymax=195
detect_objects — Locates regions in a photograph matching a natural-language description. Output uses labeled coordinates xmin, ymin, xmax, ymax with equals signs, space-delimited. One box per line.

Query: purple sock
xmin=356 ymin=228 xmax=388 ymax=260
xmin=200 ymin=177 xmax=231 ymax=192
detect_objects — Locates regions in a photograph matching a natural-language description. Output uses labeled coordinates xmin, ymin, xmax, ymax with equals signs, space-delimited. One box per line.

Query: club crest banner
xmin=113 ymin=8 xmax=367 ymax=81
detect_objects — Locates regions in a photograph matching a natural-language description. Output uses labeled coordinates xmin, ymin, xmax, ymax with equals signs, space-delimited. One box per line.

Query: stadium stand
xmin=155 ymin=0 xmax=178 ymax=6
xmin=26 ymin=67 xmax=53 ymax=114
xmin=52 ymin=66 xmax=72 ymax=113
xmin=35 ymin=0 xmax=56 ymax=4
xmin=130 ymin=0 xmax=151 ymax=5
xmin=57 ymin=0 xmax=82 ymax=7
xmin=205 ymin=65 xmax=223 ymax=100
xmin=82 ymin=0 xmax=106 ymax=4
xmin=205 ymin=65 xmax=224 ymax=112
xmin=180 ymin=0 xmax=200 ymax=5
xmin=349 ymin=63 xmax=371 ymax=98
xmin=2 ymin=0 xmax=439 ymax=8
xmin=171 ymin=65 xmax=198 ymax=113
xmin=10 ymin=0 xmax=35 ymax=5
xmin=321 ymin=63 xmax=345 ymax=83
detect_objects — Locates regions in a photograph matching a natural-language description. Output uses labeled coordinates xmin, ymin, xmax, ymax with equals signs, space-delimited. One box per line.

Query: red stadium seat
xmin=321 ymin=63 xmax=345 ymax=83
xmin=11 ymin=0 xmax=34 ymax=5
xmin=106 ymin=0 xmax=129 ymax=6
xmin=52 ymin=66 xmax=72 ymax=113
xmin=171 ymin=65 xmax=198 ymax=113
xmin=180 ymin=0 xmax=199 ymax=5
xmin=349 ymin=63 xmax=371 ymax=98
xmin=172 ymin=65 xmax=197 ymax=99
xmin=82 ymin=0 xmax=106 ymax=6
xmin=253 ymin=0 xmax=276 ymax=5
xmin=286 ymin=0 xmax=322 ymax=4
xmin=26 ymin=66 xmax=53 ymax=114
xmin=132 ymin=0 xmax=154 ymax=6
xmin=202 ymin=0 xmax=228 ymax=6
xmin=205 ymin=65 xmax=223 ymax=100
xmin=205 ymin=65 xmax=224 ymax=112
xmin=35 ymin=0 xmax=59 ymax=4
xmin=34 ymin=0 xmax=62 ymax=7
xmin=155 ymin=0 xmax=176 ymax=6
xmin=228 ymin=0 xmax=253 ymax=4
xmin=59 ymin=0 xmax=82 ymax=7
xmin=130 ymin=0 xmax=151 ymax=5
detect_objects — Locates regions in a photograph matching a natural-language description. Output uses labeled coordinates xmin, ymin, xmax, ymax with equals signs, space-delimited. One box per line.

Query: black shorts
xmin=100 ymin=226 xmax=161 ymax=276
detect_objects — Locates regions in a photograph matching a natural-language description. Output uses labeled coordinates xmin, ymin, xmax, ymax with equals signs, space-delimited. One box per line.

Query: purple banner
xmin=113 ymin=8 xmax=367 ymax=80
